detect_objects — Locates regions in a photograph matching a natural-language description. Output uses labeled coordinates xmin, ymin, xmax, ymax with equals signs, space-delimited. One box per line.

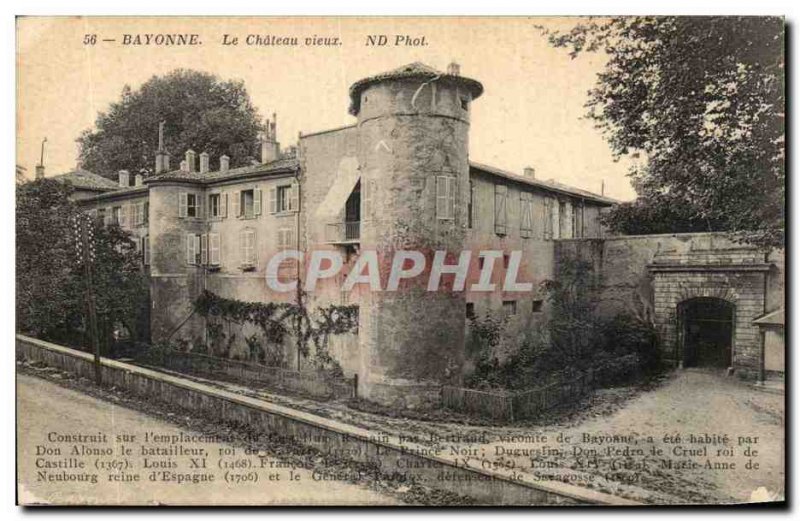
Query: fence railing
xmin=325 ymin=221 xmax=360 ymax=243
xmin=136 ymin=348 xmax=356 ymax=401
xmin=442 ymin=354 xmax=641 ymax=422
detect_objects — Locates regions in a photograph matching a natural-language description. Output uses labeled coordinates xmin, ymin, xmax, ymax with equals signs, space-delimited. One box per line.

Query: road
xmin=16 ymin=374 xmax=398 ymax=506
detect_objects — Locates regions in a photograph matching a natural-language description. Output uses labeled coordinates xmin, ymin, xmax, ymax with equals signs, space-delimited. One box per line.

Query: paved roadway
xmin=17 ymin=374 xmax=397 ymax=506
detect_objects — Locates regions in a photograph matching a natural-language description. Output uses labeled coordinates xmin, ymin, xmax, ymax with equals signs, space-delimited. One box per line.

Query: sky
xmin=17 ymin=16 xmax=637 ymax=201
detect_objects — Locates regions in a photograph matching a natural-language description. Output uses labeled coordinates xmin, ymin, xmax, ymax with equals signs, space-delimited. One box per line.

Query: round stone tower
xmin=349 ymin=62 xmax=483 ymax=407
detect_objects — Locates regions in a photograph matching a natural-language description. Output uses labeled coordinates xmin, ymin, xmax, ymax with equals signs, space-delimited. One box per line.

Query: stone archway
xmin=648 ymin=261 xmax=770 ymax=379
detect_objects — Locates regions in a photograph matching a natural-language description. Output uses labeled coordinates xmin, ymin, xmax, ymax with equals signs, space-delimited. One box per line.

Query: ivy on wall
xmin=193 ymin=290 xmax=358 ymax=372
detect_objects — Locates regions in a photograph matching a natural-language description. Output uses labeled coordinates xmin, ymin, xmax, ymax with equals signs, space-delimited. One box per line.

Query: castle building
xmin=56 ymin=62 xmax=783 ymax=406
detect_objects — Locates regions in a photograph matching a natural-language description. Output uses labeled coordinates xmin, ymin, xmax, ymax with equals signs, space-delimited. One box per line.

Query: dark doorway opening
xmin=678 ymin=297 xmax=734 ymax=368
xmin=344 ymin=181 xmax=361 ymax=241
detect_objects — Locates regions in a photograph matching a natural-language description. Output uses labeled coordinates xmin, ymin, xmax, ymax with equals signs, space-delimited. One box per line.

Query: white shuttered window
xmin=436 ymin=176 xmax=456 ymax=220
xmin=240 ymin=229 xmax=256 ymax=265
xmin=494 ymin=184 xmax=507 ymax=235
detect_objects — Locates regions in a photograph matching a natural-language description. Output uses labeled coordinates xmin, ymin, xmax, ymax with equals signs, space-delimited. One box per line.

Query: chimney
xmin=261 ymin=114 xmax=280 ymax=164
xmin=220 ymin=155 xmax=230 ymax=172
xmin=155 ymin=120 xmax=168 ymax=174
xmin=447 ymin=62 xmax=461 ymax=75
xmin=199 ymin=152 xmax=209 ymax=174
xmin=180 ymin=160 xmax=188 ymax=172
xmin=524 ymin=166 xmax=535 ymax=178
xmin=134 ymin=173 xmax=144 ymax=186
xmin=185 ymin=149 xmax=196 ymax=172
xmin=118 ymin=170 xmax=130 ymax=187
xmin=35 ymin=165 xmax=45 ymax=180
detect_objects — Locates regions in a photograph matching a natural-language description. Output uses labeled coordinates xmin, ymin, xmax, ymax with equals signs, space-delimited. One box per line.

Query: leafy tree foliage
xmin=16 ymin=179 xmax=149 ymax=350
xmin=78 ymin=69 xmax=264 ymax=177
xmin=547 ymin=17 xmax=784 ymax=248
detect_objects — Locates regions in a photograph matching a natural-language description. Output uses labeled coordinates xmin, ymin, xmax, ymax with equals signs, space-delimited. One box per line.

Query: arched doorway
xmin=678 ymin=297 xmax=735 ymax=368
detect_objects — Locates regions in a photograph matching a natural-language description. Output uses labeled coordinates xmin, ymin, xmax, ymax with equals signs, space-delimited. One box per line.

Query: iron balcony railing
xmin=325 ymin=221 xmax=360 ymax=243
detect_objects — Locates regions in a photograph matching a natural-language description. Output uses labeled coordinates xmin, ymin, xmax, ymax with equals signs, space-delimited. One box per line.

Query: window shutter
xmin=436 ymin=177 xmax=447 ymax=219
xmin=143 ymin=236 xmax=150 ymax=266
xmin=247 ymin=229 xmax=256 ymax=264
xmin=143 ymin=202 xmax=149 ymax=224
xmin=209 ymin=233 xmax=220 ymax=265
xmin=494 ymin=185 xmax=507 ymax=234
xmin=254 ymin=188 xmax=263 ymax=216
xmin=286 ymin=227 xmax=294 ymax=248
xmin=239 ymin=229 xmax=247 ymax=264
xmin=289 ymin=183 xmax=300 ymax=212
xmin=470 ymin=183 xmax=477 ymax=227
xmin=186 ymin=233 xmax=195 ymax=265
xmin=449 ymin=177 xmax=457 ymax=220
xmin=520 ymin=193 xmax=533 ymax=237
xmin=231 ymin=191 xmax=240 ymax=218
xmin=200 ymin=234 xmax=208 ymax=265
xmin=221 ymin=193 xmax=228 ymax=218
xmin=179 ymin=193 xmax=188 ymax=218
xmin=269 ymin=187 xmax=277 ymax=214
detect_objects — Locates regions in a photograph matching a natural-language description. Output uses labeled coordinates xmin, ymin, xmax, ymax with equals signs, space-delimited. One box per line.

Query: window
xmin=543 ymin=198 xmax=554 ymax=240
xmin=503 ymin=254 xmax=510 ymax=269
xmin=240 ymin=228 xmax=256 ymax=267
xmin=208 ymin=193 xmax=221 ymax=218
xmin=573 ymin=202 xmax=584 ymax=238
xmin=242 ymin=190 xmax=255 ymax=218
xmin=276 ymin=186 xmax=291 ymax=213
xmin=270 ymin=184 xmax=298 ymax=214
xmin=532 ymin=300 xmax=543 ymax=313
xmin=209 ymin=233 xmax=221 ymax=266
xmin=132 ymin=201 xmax=147 ymax=226
xmin=436 ymin=176 xmax=457 ymax=220
xmin=502 ymin=300 xmax=517 ymax=315
xmin=520 ymin=192 xmax=533 ymax=238
xmin=559 ymin=201 xmax=567 ymax=239
xmin=112 ymin=206 xmax=122 ymax=225
xmin=179 ymin=193 xmax=201 ymax=218
xmin=277 ymin=226 xmax=295 ymax=250
xmin=460 ymin=96 xmax=470 ymax=111
xmin=142 ymin=236 xmax=150 ymax=266
xmin=186 ymin=233 xmax=201 ymax=265
xmin=466 ymin=302 xmax=475 ymax=319
xmin=97 ymin=208 xmax=106 ymax=225
xmin=494 ymin=185 xmax=507 ymax=235
xmin=187 ymin=194 xmax=199 ymax=217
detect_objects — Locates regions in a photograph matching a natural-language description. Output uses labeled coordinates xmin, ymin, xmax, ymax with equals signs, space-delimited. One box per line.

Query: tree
xmin=546 ymin=17 xmax=784 ymax=249
xmin=16 ymin=179 xmax=148 ymax=350
xmin=78 ymin=69 xmax=264 ymax=177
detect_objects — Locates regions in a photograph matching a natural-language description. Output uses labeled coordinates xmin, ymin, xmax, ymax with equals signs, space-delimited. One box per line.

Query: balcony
xmin=325 ymin=221 xmax=360 ymax=244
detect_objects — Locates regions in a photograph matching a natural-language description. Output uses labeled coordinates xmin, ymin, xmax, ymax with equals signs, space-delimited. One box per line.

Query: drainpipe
xmin=294 ymin=159 xmax=303 ymax=371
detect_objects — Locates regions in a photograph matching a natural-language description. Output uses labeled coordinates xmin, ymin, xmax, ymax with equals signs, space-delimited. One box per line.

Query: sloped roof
xmin=349 ymin=62 xmax=484 ymax=115
xmin=146 ymin=157 xmax=299 ymax=185
xmin=753 ymin=309 xmax=784 ymax=327
xmin=52 ymin=169 xmax=120 ymax=192
xmin=469 ymin=161 xmax=617 ymax=205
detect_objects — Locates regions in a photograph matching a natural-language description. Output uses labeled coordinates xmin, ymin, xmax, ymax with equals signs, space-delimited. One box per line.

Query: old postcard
xmin=15 ymin=16 xmax=785 ymax=506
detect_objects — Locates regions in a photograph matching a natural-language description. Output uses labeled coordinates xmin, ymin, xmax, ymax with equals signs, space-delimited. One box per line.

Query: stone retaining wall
xmin=16 ymin=334 xmax=639 ymax=506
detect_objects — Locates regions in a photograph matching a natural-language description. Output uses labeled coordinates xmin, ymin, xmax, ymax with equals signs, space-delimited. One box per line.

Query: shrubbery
xmin=465 ymin=259 xmax=660 ymax=391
